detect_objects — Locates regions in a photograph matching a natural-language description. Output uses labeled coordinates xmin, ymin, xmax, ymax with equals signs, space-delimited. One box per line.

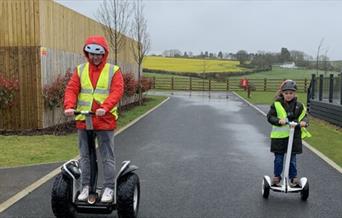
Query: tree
xmin=98 ymin=0 xmax=131 ymax=64
xmin=218 ymin=51 xmax=223 ymax=59
xmin=130 ymin=0 xmax=151 ymax=105
xmin=280 ymin=47 xmax=291 ymax=63
xmin=236 ymin=50 xmax=249 ymax=65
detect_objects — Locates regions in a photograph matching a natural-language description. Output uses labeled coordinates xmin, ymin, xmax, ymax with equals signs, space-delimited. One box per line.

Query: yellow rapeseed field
xmin=143 ymin=56 xmax=246 ymax=73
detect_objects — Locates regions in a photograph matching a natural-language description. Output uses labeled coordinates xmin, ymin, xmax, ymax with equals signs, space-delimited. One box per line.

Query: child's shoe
xmin=271 ymin=176 xmax=281 ymax=187
xmin=290 ymin=177 xmax=301 ymax=187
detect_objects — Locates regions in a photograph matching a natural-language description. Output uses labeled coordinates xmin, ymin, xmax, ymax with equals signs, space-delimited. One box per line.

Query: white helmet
xmin=84 ymin=44 xmax=105 ymax=55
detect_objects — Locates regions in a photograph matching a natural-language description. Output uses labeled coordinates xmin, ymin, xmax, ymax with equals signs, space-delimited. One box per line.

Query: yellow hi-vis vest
xmin=270 ymin=101 xmax=312 ymax=139
xmin=75 ymin=63 xmax=119 ymax=121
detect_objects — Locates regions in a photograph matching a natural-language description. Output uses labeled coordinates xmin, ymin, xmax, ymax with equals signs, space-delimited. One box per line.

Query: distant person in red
xmin=64 ymin=35 xmax=124 ymax=202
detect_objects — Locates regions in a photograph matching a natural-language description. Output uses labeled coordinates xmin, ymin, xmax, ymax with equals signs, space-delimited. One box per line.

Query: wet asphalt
xmin=1 ymin=91 xmax=341 ymax=218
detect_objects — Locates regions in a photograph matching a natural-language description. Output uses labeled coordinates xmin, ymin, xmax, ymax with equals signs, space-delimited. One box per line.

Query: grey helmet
xmin=281 ymin=80 xmax=297 ymax=91
xmin=84 ymin=44 xmax=105 ymax=55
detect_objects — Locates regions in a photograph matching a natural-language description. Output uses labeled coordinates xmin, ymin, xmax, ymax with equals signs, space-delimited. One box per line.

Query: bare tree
xmin=98 ymin=0 xmax=131 ymax=64
xmin=130 ymin=0 xmax=151 ymax=105
xmin=316 ymin=38 xmax=324 ymax=76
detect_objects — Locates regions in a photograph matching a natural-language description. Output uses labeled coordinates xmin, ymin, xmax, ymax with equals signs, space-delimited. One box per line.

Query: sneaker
xmin=290 ymin=177 xmax=301 ymax=187
xmin=77 ymin=185 xmax=89 ymax=201
xmin=271 ymin=177 xmax=281 ymax=187
xmin=101 ymin=187 xmax=114 ymax=203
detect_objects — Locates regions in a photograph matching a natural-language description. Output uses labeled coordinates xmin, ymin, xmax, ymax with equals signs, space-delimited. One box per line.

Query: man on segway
xmin=64 ymin=35 xmax=124 ymax=203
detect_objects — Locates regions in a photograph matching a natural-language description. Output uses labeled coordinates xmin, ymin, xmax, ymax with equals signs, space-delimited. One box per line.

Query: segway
xmin=51 ymin=111 xmax=140 ymax=218
xmin=262 ymin=121 xmax=309 ymax=201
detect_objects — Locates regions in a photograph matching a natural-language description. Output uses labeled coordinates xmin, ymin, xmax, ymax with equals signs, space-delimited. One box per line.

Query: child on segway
xmin=267 ymin=80 xmax=311 ymax=187
xmin=64 ymin=35 xmax=124 ymax=203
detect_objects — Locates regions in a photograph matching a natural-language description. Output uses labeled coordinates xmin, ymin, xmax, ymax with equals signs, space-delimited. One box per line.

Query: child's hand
xmin=278 ymin=119 xmax=287 ymax=125
xmin=300 ymin=121 xmax=307 ymax=127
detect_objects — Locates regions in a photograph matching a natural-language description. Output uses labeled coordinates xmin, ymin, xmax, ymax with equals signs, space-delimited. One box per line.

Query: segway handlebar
xmin=286 ymin=121 xmax=308 ymax=128
xmin=73 ymin=111 xmax=95 ymax=116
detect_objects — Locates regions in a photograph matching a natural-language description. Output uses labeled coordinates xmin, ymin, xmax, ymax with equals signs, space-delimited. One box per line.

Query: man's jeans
xmin=274 ymin=153 xmax=297 ymax=179
xmin=78 ymin=129 xmax=115 ymax=189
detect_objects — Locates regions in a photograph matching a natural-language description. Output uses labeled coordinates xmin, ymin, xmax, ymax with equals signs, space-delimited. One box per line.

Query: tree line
xmin=158 ymin=47 xmax=339 ymax=72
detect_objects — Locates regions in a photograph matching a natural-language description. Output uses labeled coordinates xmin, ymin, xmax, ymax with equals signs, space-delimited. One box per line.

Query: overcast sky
xmin=55 ymin=0 xmax=342 ymax=60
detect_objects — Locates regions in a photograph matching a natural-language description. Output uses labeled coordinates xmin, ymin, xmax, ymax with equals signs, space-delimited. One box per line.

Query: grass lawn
xmin=143 ymin=56 xmax=246 ymax=73
xmin=231 ymin=66 xmax=340 ymax=80
xmin=235 ymin=90 xmax=342 ymax=167
xmin=0 ymin=96 xmax=167 ymax=168
xmin=235 ymin=91 xmax=308 ymax=105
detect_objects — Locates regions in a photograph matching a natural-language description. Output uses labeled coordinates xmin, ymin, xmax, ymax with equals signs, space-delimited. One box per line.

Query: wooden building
xmin=0 ymin=0 xmax=138 ymax=130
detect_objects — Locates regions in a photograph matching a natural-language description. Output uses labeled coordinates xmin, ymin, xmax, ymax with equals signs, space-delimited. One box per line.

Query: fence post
xmin=340 ymin=73 xmax=342 ymax=105
xmin=329 ymin=74 xmax=334 ymax=103
xmin=171 ymin=77 xmax=174 ymax=90
xmin=226 ymin=78 xmax=229 ymax=99
xmin=189 ymin=77 xmax=192 ymax=96
xmin=319 ymin=74 xmax=323 ymax=101
xmin=209 ymin=79 xmax=211 ymax=98
xmin=153 ymin=76 xmax=156 ymax=89
xmin=264 ymin=78 xmax=267 ymax=91
xmin=304 ymin=78 xmax=307 ymax=93
xmin=311 ymin=74 xmax=316 ymax=100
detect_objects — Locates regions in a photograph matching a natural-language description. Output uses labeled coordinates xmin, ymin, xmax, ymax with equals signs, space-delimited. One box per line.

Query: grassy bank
xmin=0 ymin=96 xmax=167 ymax=168
xmin=235 ymin=91 xmax=342 ymax=167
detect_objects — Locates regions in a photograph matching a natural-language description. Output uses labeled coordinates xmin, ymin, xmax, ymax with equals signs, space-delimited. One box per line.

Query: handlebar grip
xmin=73 ymin=111 xmax=95 ymax=115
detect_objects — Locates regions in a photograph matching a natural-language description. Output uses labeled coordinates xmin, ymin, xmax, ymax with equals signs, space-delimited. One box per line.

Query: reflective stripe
xmin=78 ymin=100 xmax=91 ymax=106
xmin=80 ymin=88 xmax=93 ymax=94
xmin=94 ymin=89 xmax=109 ymax=94
xmin=272 ymin=126 xmax=290 ymax=132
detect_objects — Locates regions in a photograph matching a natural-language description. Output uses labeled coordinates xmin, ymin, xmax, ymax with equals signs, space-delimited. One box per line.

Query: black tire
xmin=300 ymin=181 xmax=309 ymax=201
xmin=51 ymin=173 xmax=76 ymax=218
xmin=117 ymin=173 xmax=140 ymax=218
xmin=262 ymin=178 xmax=270 ymax=199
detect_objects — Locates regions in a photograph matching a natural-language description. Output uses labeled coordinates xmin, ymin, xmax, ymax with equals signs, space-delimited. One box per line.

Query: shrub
xmin=140 ymin=77 xmax=153 ymax=92
xmin=43 ymin=69 xmax=72 ymax=109
xmin=0 ymin=74 xmax=19 ymax=110
xmin=123 ymin=72 xmax=137 ymax=97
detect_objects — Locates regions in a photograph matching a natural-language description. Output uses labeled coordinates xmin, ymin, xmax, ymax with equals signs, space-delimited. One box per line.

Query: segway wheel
xmin=117 ymin=172 xmax=140 ymax=218
xmin=262 ymin=178 xmax=270 ymax=199
xmin=300 ymin=181 xmax=309 ymax=201
xmin=51 ymin=173 xmax=76 ymax=218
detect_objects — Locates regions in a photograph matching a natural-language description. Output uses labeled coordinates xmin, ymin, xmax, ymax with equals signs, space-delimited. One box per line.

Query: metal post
xmin=340 ymin=73 xmax=342 ymax=105
xmin=319 ymin=74 xmax=323 ymax=101
xmin=311 ymin=74 xmax=316 ymax=100
xmin=329 ymin=74 xmax=334 ymax=103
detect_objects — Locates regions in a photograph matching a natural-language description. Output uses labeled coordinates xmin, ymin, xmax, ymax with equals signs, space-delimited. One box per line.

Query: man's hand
xmin=278 ymin=119 xmax=287 ymax=125
xmin=64 ymin=109 xmax=75 ymax=117
xmin=96 ymin=108 xmax=106 ymax=116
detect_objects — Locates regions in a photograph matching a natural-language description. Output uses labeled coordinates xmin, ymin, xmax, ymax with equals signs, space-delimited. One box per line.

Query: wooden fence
xmin=151 ymin=77 xmax=309 ymax=93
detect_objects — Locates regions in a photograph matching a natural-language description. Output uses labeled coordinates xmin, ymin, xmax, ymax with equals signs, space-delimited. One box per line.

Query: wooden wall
xmin=0 ymin=0 xmax=139 ymax=130
xmin=0 ymin=0 xmax=42 ymax=130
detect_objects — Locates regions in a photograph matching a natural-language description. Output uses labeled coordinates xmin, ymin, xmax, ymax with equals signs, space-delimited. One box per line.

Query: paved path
xmin=1 ymin=92 xmax=341 ymax=218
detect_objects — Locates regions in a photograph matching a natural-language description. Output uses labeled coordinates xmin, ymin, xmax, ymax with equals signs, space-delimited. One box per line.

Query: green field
xmin=143 ymin=56 xmax=246 ymax=73
xmin=0 ymin=96 xmax=167 ymax=167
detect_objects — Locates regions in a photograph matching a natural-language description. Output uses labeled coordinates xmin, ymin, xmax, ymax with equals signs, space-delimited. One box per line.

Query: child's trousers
xmin=274 ymin=153 xmax=297 ymax=179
